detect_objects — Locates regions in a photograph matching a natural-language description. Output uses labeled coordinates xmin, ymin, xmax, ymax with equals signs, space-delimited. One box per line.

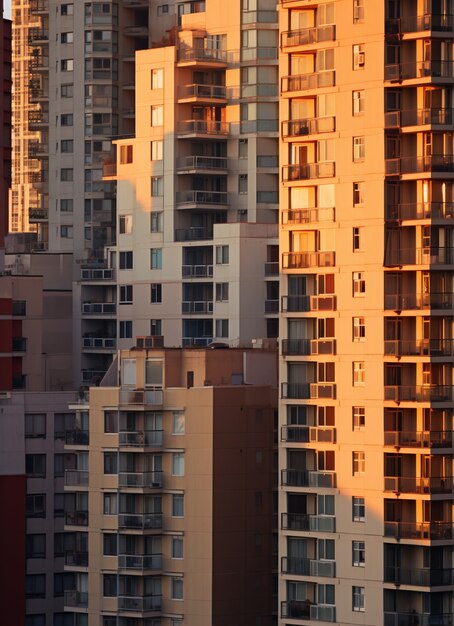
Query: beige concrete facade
xmin=279 ymin=1 xmax=454 ymax=625
xmin=64 ymin=344 xmax=276 ymax=626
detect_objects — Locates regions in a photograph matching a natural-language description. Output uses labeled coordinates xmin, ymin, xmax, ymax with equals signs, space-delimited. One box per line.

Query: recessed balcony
xmin=385 ymin=385 xmax=454 ymax=403
xmin=28 ymin=141 xmax=48 ymax=158
xmin=175 ymin=227 xmax=213 ymax=242
xmin=65 ymin=470 xmax=89 ymax=487
xmin=82 ymin=337 xmax=116 ymax=351
xmin=280 ymin=24 xmax=335 ymax=48
xmin=282 ymin=251 xmax=335 ymax=269
xmin=265 ymin=299 xmax=279 ymax=314
xmin=386 ymin=14 xmax=454 ymax=34
xmin=386 ymin=155 xmax=454 ymax=176
xmin=384 ymin=475 xmax=453 ymax=494
xmin=384 ymin=612 xmax=453 ymax=626
xmin=118 ymin=513 xmax=163 ymax=530
xmin=281 ymin=512 xmax=336 ymax=533
xmin=385 ymin=108 xmax=454 ymax=129
xmin=281 ymin=294 xmax=336 ymax=312
xmin=281 ymin=468 xmax=336 ymax=488
xmin=176 ymin=155 xmax=227 ymax=173
xmin=182 ymin=264 xmax=213 ymax=278
xmin=386 ymin=201 xmax=454 ymax=221
xmin=65 ymin=430 xmax=89 ymax=446
xmin=384 ymin=292 xmax=454 ymax=311
xmin=177 ymin=119 xmax=229 ymax=137
xmin=281 ymin=424 xmax=336 ymax=443
xmin=385 ymin=247 xmax=454 ymax=267
xmin=119 ymin=430 xmax=163 ymax=447
xmin=65 ymin=510 xmax=88 ymax=527
xmin=281 ymin=381 xmax=336 ymax=399
xmin=123 ymin=25 xmax=148 ymax=37
xmin=384 ymin=429 xmax=454 ymax=448
xmin=385 ymin=566 xmax=454 ymax=586
xmin=384 ymin=520 xmax=454 ymax=540
xmin=12 ymin=337 xmax=27 ymax=353
xmin=384 ymin=338 xmax=454 ymax=357
xmin=282 ymin=116 xmax=336 ymax=139
xmin=118 ymin=595 xmax=162 ymax=613
xmin=64 ymin=590 xmax=88 ymax=608
xmin=118 ymin=471 xmax=163 ymax=490
xmin=118 ymin=554 xmax=162 ymax=571
xmin=282 ymin=162 xmax=335 ymax=181
xmin=65 ymin=550 xmax=88 ymax=567
xmin=282 ymin=556 xmax=335 ymax=578
xmin=282 ymin=338 xmax=336 ymax=356
xmin=265 ymin=261 xmax=279 ymax=276
xmin=281 ymin=70 xmax=335 ymax=93
xmin=177 ymin=83 xmax=227 ymax=102
xmin=385 ymin=60 xmax=454 ymax=82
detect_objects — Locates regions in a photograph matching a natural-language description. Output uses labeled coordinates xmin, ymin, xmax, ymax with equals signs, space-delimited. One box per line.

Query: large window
xmin=25 ymin=413 xmax=46 ymax=438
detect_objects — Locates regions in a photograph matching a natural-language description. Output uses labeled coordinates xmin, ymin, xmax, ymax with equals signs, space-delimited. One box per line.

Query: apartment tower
xmin=279 ymin=0 xmax=454 ymax=624
xmin=1 ymin=0 xmax=11 ymax=259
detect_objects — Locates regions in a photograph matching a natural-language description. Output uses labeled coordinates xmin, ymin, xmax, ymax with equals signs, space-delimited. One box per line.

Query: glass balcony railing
xmin=281 ymin=24 xmax=335 ymax=47
xmin=118 ymin=513 xmax=163 ymax=530
xmin=281 ymin=70 xmax=335 ymax=93
xmin=281 ymin=468 xmax=337 ymax=488
xmin=384 ymin=475 xmax=454 ymax=494
xmin=119 ymin=430 xmax=163 ymax=447
xmin=384 ymin=338 xmax=454 ymax=356
xmin=282 ymin=162 xmax=335 ymax=181
xmin=118 ymin=554 xmax=162 ymax=570
xmin=281 ymin=294 xmax=336 ymax=312
xmin=384 ymin=520 xmax=454 ymax=540
xmin=118 ymin=471 xmax=163 ymax=489
xmin=281 ymin=512 xmax=336 ymax=532
xmin=282 ymin=251 xmax=335 ymax=269
xmin=385 ymin=108 xmax=454 ymax=128
xmin=386 ymin=201 xmax=454 ymax=221
xmin=118 ymin=595 xmax=162 ymax=612
xmin=384 ymin=430 xmax=454 ymax=448
xmin=384 ymin=292 xmax=454 ymax=311
xmin=282 ymin=338 xmax=336 ymax=356
xmin=385 ymin=385 xmax=454 ymax=403
xmin=385 ymin=566 xmax=454 ymax=586
xmin=386 ymin=155 xmax=454 ymax=176
xmin=384 ymin=612 xmax=454 ymax=626
xmin=282 ymin=556 xmax=336 ymax=577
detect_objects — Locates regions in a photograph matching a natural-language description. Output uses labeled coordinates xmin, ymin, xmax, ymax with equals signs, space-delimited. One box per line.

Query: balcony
xmin=385 ymin=566 xmax=454 ymax=586
xmin=80 ymin=268 xmax=115 ymax=281
xmin=282 ymin=162 xmax=335 ymax=182
xmin=384 ymin=612 xmax=454 ymax=626
xmin=119 ymin=430 xmax=163 ymax=447
xmin=281 ymin=512 xmax=336 ymax=533
xmin=64 ymin=590 xmax=88 ymax=608
xmin=384 ymin=521 xmax=454 ymax=540
xmin=386 ymin=14 xmax=454 ymax=34
xmin=384 ymin=338 xmax=454 ymax=357
xmin=385 ymin=60 xmax=454 ymax=81
xmin=182 ymin=300 xmax=213 ymax=314
xmin=385 ymin=108 xmax=454 ymax=129
xmin=82 ymin=302 xmax=116 ymax=315
xmin=30 ymin=0 xmax=48 ymax=13
xmin=281 ymin=424 xmax=336 ymax=443
xmin=281 ymin=382 xmax=336 ymax=400
xmin=176 ymin=190 xmax=228 ymax=208
xmin=282 ymin=251 xmax=335 ymax=269
xmin=385 ymin=247 xmax=454 ymax=267
xmin=178 ymin=83 xmax=227 ymax=101
xmin=65 ymin=511 xmax=88 ymax=527
xmin=65 ymin=431 xmax=89 ymax=446
xmin=281 ymin=70 xmax=335 ymax=93
xmin=384 ymin=430 xmax=454 ymax=448
xmin=282 ymin=116 xmax=336 ymax=139
xmin=118 ymin=554 xmax=162 ymax=570
xmin=28 ymin=29 xmax=49 ymax=45
xmin=177 ymin=119 xmax=229 ymax=137
xmin=176 ymin=155 xmax=227 ymax=172
xmin=385 ymin=385 xmax=454 ymax=403
xmin=282 ymin=556 xmax=335 ymax=577
xmin=29 ymin=56 xmax=49 ymax=72
xmin=385 ymin=155 xmax=454 ymax=176
xmin=28 ymin=141 xmax=48 ymax=157
xmin=282 ymin=339 xmax=336 ymax=356
xmin=384 ymin=475 xmax=453 ymax=494
xmin=118 ymin=595 xmax=162 ymax=612
xmin=118 ymin=513 xmax=163 ymax=530
xmin=118 ymin=471 xmax=163 ymax=489
xmin=281 ymin=24 xmax=335 ymax=47
xmin=385 ymin=292 xmax=454 ymax=311
xmin=65 ymin=550 xmax=88 ymax=567
xmin=282 ymin=207 xmax=335 ymax=225
xmin=65 ymin=470 xmax=89 ymax=487
xmin=177 ymin=46 xmax=228 ymax=65
xmin=175 ymin=227 xmax=213 ymax=242
xmin=119 ymin=389 xmax=163 ymax=405
xmin=28 ymin=208 xmax=48 ymax=223
xmin=386 ymin=202 xmax=454 ymax=221
xmin=281 ymin=602 xmax=335 ymax=622
xmin=82 ymin=337 xmax=116 ymax=350
xmin=281 ymin=294 xmax=336 ymax=312
xmin=281 ymin=468 xmax=336 ymax=488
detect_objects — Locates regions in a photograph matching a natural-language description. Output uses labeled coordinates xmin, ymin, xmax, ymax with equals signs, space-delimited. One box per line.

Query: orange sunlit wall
xmin=0 ymin=2 xmax=12 ymax=246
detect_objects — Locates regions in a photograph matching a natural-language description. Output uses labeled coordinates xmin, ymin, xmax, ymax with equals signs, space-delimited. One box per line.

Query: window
xmin=60 ymin=168 xmax=73 ymax=181
xmin=54 ymin=493 xmax=65 ymax=518
xmin=54 ymin=533 xmax=65 ymax=558
xmin=353 ymin=90 xmax=365 ymax=116
xmin=25 ymin=413 xmax=46 ymax=438
xmin=61 ymin=59 xmax=74 ymax=71
xmin=157 ymin=4 xmax=169 ymax=16
xmin=151 ymin=140 xmax=163 ymax=161
xmin=215 ymin=319 xmax=229 ymax=338
xmin=352 ymin=541 xmax=365 ymax=567
xmin=120 ymin=144 xmax=133 ymax=164
xmin=54 ymin=454 xmax=65 ymax=477
xmin=26 ymin=574 xmax=46 ymax=598
xmin=239 ymin=174 xmax=248 ymax=194
xmin=61 ymin=3 xmax=74 ymax=15
xmin=26 ymin=534 xmax=46 ymax=559
xmin=318 ymin=538 xmax=335 ymax=560
xmin=61 ymin=139 xmax=73 ymax=153
xmin=352 ymin=406 xmax=366 ymax=430
xmin=172 ymin=494 xmax=184 ymax=517
xmin=119 ymin=251 xmax=133 ymax=270
xmin=151 ymin=283 xmax=162 ymax=303
xmin=151 ymin=68 xmax=164 ymax=89
xmin=353 ymin=451 xmax=366 ymax=475
xmin=61 ymin=225 xmax=73 ymax=239
xmin=353 ymin=272 xmax=365 ymax=296
xmin=239 ymin=138 xmax=248 ymax=158
xmin=120 ymin=321 xmax=133 ymax=339
xmin=61 ymin=114 xmax=73 ymax=126
xmin=103 ymin=533 xmax=117 ymax=556
xmin=103 ymin=493 xmax=117 ymax=515
xmin=172 ymin=578 xmax=184 ymax=600
xmin=150 ymin=319 xmax=162 ymax=336
xmin=352 ymin=496 xmax=365 ymax=521
xmin=353 ymin=361 xmax=365 ymax=386
xmin=216 ymin=245 xmax=229 ymax=264
xmin=27 ymin=494 xmax=45 ymax=518
xmin=353 ymin=586 xmax=365 ymax=612
xmin=151 ymin=105 xmax=164 ymax=126
xmin=104 ymin=452 xmax=117 ymax=474
xmin=60 ymin=198 xmax=73 ymax=212
xmin=353 ymin=0 xmax=364 ymax=22
xmin=54 ymin=572 xmax=74 ymax=598
xmin=61 ymin=31 xmax=74 ymax=43
xmin=172 ymin=536 xmax=183 ymax=559
xmin=353 ymin=136 xmax=365 ymax=161
xmin=151 ymin=211 xmax=163 ymax=232
xmin=352 ymin=317 xmax=365 ymax=341
xmin=25 ymin=615 xmax=45 ymax=626
xmin=352 ymin=226 xmax=361 ymax=252
xmin=172 ymin=452 xmax=185 ymax=476
xmin=353 ymin=44 xmax=365 ymax=69
xmin=150 ymin=248 xmax=162 ymax=269
xmin=61 ymin=83 xmax=73 ymax=98
xmin=26 ymin=454 xmax=46 ymax=478
xmin=151 ymin=176 xmax=163 ymax=197
xmin=119 ymin=214 xmax=133 ymax=234
xmin=172 ymin=412 xmax=185 ymax=434
xmin=54 ymin=412 xmax=76 ymax=440
xmin=216 ymin=283 xmax=229 ymax=302
xmin=318 ymin=494 xmax=335 ymax=516
xmin=353 ymin=181 xmax=365 ymax=206
xmin=103 ymin=574 xmax=117 ymax=597
xmin=104 ymin=411 xmax=118 ymax=433
xmin=119 ymin=285 xmax=133 ymax=305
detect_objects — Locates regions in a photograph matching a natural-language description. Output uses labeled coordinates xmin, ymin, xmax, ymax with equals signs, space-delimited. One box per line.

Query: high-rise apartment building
xmin=1 ymin=0 xmax=12 ymax=261
xmin=279 ymin=0 xmax=454 ymax=624
xmin=63 ymin=343 xmax=277 ymax=626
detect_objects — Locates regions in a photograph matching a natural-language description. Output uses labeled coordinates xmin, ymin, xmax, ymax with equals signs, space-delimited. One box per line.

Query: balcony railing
xmin=282 ymin=116 xmax=335 ymax=138
xmin=182 ymin=264 xmax=213 ymax=278
xmin=119 ymin=471 xmax=163 ymax=489
xmin=385 ymin=385 xmax=454 ymax=403
xmin=82 ymin=302 xmax=116 ymax=314
xmin=384 ymin=430 xmax=454 ymax=448
xmin=65 ymin=550 xmax=88 ymax=567
xmin=281 ymin=24 xmax=335 ymax=47
xmin=65 ymin=430 xmax=89 ymax=446
xmin=178 ymin=83 xmax=227 ymax=99
xmin=176 ymin=190 xmax=228 ymax=206
xmin=80 ymin=268 xmax=115 ymax=281
xmin=385 ymin=292 xmax=454 ymax=311
xmin=119 ymin=430 xmax=163 ymax=447
xmin=385 ymin=60 xmax=454 ymax=81
xmin=386 ymin=201 xmax=454 ymax=221
xmin=175 ymin=227 xmax=213 ymax=241
xmin=281 ymin=468 xmax=337 ymax=488
xmin=282 ymin=339 xmax=336 ymax=356
xmin=384 ymin=338 xmax=454 ymax=356
xmin=176 ymin=155 xmax=227 ymax=170
xmin=281 ymin=294 xmax=336 ymax=312
xmin=281 ymin=70 xmax=335 ymax=93
xmin=385 ymin=247 xmax=454 ymax=266
xmin=282 ymin=251 xmax=335 ymax=269
xmin=386 ymin=155 xmax=454 ymax=176
xmin=30 ymin=0 xmax=48 ymax=12
xmin=384 ymin=475 xmax=454 ymax=494
xmin=177 ymin=46 xmax=228 ymax=63
xmin=385 ymin=108 xmax=454 ymax=128
xmin=384 ymin=566 xmax=454 ymax=586
xmin=182 ymin=300 xmax=213 ymax=313
xmin=118 ymin=513 xmax=163 ymax=530
xmin=177 ymin=120 xmax=229 ymax=135
xmin=118 ymin=554 xmax=162 ymax=570
xmin=282 ymin=556 xmax=335 ymax=577
xmin=119 ymin=389 xmax=163 ymax=406
xmin=282 ymin=162 xmax=335 ymax=181
xmin=386 ymin=14 xmax=454 ymax=34
xmin=118 ymin=595 xmax=162 ymax=612
xmin=265 ymin=299 xmax=279 ymax=314
xmin=281 ymin=424 xmax=336 ymax=443
xmin=282 ymin=207 xmax=335 ymax=224
xmin=65 ymin=511 xmax=88 ymax=526
xmin=384 ymin=612 xmax=454 ymax=626
xmin=384 ymin=520 xmax=454 ymax=540
xmin=65 ymin=470 xmax=89 ymax=487
xmin=281 ymin=382 xmax=336 ymax=399
xmin=281 ymin=512 xmax=336 ymax=533
xmin=64 ymin=591 xmax=88 ymax=608
xmin=182 ymin=337 xmax=213 ymax=347
xmin=82 ymin=337 xmax=117 ymax=350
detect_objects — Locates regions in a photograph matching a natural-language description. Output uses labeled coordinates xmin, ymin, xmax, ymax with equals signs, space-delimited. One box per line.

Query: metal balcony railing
xmin=64 ymin=591 xmax=88 ymax=608
xmin=281 ymin=512 xmax=336 ymax=533
xmin=385 ymin=60 xmax=454 ymax=81
xmin=118 ymin=595 xmax=162 ymax=612
xmin=178 ymin=83 xmax=227 ymax=99
xmin=65 ymin=511 xmax=88 ymax=526
xmin=282 ymin=338 xmax=336 ymax=356
xmin=282 ymin=162 xmax=335 ymax=181
xmin=386 ymin=14 xmax=454 ymax=33
xmin=65 ymin=550 xmax=88 ymax=567
xmin=386 ymin=201 xmax=454 ymax=221
xmin=384 ymin=612 xmax=454 ymax=626
xmin=65 ymin=430 xmax=89 ymax=446
xmin=384 ymin=338 xmax=454 ymax=356
xmin=281 ymin=468 xmax=336 ymax=488
xmin=281 ymin=556 xmax=336 ymax=577
xmin=80 ymin=268 xmax=115 ymax=280
xmin=176 ymin=190 xmax=228 ymax=205
xmin=385 ymin=385 xmax=454 ymax=402
xmin=118 ymin=554 xmax=162 ymax=570
xmin=282 ymin=207 xmax=335 ymax=224
xmin=82 ymin=302 xmax=116 ymax=315
xmin=386 ymin=155 xmax=454 ymax=175
xmin=385 ymin=292 xmax=454 ymax=310
xmin=118 ymin=471 xmax=163 ymax=489
xmin=385 ymin=566 xmax=454 ymax=586
xmin=82 ymin=337 xmax=116 ymax=350
xmin=182 ymin=264 xmax=213 ymax=278
xmin=281 ymin=425 xmax=336 ymax=444
xmin=385 ymin=108 xmax=454 ymax=128
xmin=384 ymin=475 xmax=454 ymax=494
xmin=118 ymin=513 xmax=163 ymax=530
xmin=384 ymin=430 xmax=454 ymax=448
xmin=176 ymin=155 xmax=227 ymax=170
xmin=282 ymin=251 xmax=335 ymax=269
xmin=281 ymin=24 xmax=335 ymax=47
xmin=281 ymin=294 xmax=336 ymax=312
xmin=384 ymin=520 xmax=454 ymax=540
xmin=182 ymin=300 xmax=213 ymax=314
xmin=281 ymin=70 xmax=335 ymax=92
xmin=64 ymin=470 xmax=89 ymax=487
xmin=385 ymin=247 xmax=454 ymax=266
xmin=177 ymin=47 xmax=228 ymax=63
xmin=119 ymin=430 xmax=163 ymax=447
xmin=282 ymin=116 xmax=336 ymax=139
xmin=177 ymin=120 xmax=229 ymax=135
